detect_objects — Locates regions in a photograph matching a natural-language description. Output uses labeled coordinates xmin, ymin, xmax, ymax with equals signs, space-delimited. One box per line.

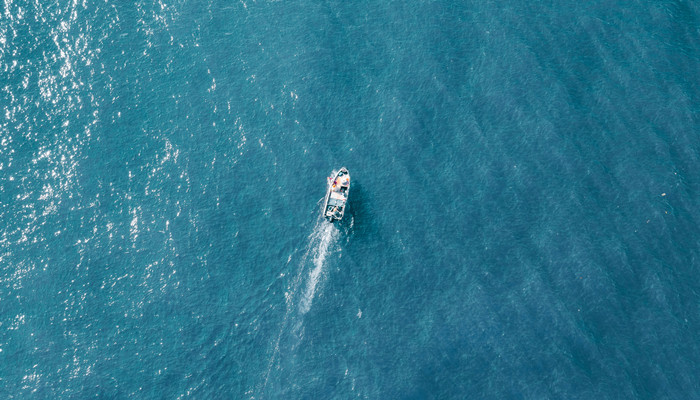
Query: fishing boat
xmin=322 ymin=167 xmax=350 ymax=222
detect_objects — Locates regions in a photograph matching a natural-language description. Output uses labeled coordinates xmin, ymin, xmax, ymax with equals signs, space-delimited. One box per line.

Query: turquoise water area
xmin=1 ymin=1 xmax=699 ymax=398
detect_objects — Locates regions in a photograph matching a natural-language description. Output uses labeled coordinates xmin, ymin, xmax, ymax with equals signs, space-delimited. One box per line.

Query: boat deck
xmin=324 ymin=169 xmax=350 ymax=220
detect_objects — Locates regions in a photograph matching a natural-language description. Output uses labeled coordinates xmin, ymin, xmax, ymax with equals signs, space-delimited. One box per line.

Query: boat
xmin=322 ymin=167 xmax=350 ymax=221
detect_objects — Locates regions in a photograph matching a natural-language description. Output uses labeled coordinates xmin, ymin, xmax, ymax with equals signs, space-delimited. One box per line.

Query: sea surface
xmin=1 ymin=0 xmax=700 ymax=398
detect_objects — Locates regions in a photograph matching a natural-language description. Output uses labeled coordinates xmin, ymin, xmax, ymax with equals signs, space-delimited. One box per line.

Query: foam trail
xmin=261 ymin=215 xmax=339 ymax=395
xmin=299 ymin=220 xmax=337 ymax=314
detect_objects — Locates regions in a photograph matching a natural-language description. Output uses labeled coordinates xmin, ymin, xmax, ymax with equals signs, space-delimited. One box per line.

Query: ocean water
xmin=1 ymin=0 xmax=699 ymax=398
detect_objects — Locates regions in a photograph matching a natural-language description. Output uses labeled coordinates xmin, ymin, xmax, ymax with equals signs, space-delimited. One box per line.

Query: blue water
xmin=2 ymin=0 xmax=699 ymax=398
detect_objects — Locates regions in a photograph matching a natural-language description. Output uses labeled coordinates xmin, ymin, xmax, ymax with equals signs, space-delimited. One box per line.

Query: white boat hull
xmin=322 ymin=167 xmax=350 ymax=222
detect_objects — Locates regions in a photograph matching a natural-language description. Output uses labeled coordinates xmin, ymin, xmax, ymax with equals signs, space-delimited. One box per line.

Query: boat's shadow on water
xmin=343 ymin=182 xmax=379 ymax=243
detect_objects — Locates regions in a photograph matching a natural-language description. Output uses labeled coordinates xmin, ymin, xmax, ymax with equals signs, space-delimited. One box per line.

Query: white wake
xmin=261 ymin=215 xmax=339 ymax=395
xmin=299 ymin=220 xmax=338 ymax=314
